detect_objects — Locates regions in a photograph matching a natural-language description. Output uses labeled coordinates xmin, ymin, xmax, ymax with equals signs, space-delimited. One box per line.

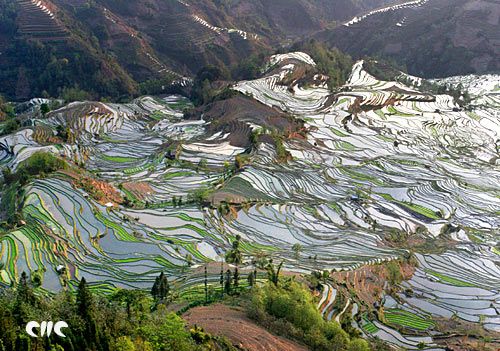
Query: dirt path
xmin=184 ymin=304 xmax=309 ymax=351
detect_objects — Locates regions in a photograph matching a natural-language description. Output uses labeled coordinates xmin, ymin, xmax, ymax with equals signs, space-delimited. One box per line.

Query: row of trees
xmin=0 ymin=272 xmax=236 ymax=351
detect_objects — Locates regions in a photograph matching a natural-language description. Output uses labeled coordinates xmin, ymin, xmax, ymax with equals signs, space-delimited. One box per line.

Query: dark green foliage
xmin=233 ymin=267 xmax=239 ymax=290
xmin=187 ymin=187 xmax=214 ymax=206
xmin=225 ymin=235 xmax=243 ymax=266
xmin=0 ymin=274 xmax=231 ymax=351
xmin=363 ymin=59 xmax=405 ymax=82
xmin=60 ymin=86 xmax=93 ymax=103
xmin=76 ymin=278 xmax=93 ymax=324
xmin=4 ymin=152 xmax=67 ymax=186
xmin=293 ymin=40 xmax=353 ymax=90
xmin=247 ymin=271 xmax=256 ymax=287
xmin=1 ymin=152 xmax=66 ymax=227
xmin=111 ymin=289 xmax=147 ymax=320
xmin=230 ymin=53 xmax=268 ymax=81
xmin=40 ymin=103 xmax=50 ymax=116
xmin=151 ymin=272 xmax=170 ymax=301
xmin=139 ymin=74 xmax=177 ymax=96
xmin=0 ymin=37 xmax=137 ymax=102
xmin=219 ymin=262 xmax=224 ymax=296
xmin=0 ymin=95 xmax=18 ymax=135
xmin=266 ymin=260 xmax=283 ymax=286
xmin=0 ymin=95 xmax=15 ymax=120
xmin=0 ymin=0 xmax=16 ymax=36
xmin=190 ymin=65 xmax=230 ymax=106
xmin=1 ymin=118 xmax=20 ymax=136
xmin=224 ymin=269 xmax=232 ymax=295
xmin=204 ymin=266 xmax=208 ymax=303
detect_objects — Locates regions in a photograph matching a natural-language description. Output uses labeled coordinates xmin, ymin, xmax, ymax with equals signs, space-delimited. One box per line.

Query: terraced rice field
xmin=232 ymin=53 xmax=499 ymax=348
xmin=384 ymin=309 xmax=435 ymax=331
xmin=16 ymin=0 xmax=68 ymax=42
xmin=0 ymin=51 xmax=498 ymax=348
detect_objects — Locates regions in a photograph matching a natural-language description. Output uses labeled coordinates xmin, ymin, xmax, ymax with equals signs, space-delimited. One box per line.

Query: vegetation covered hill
xmin=314 ymin=0 xmax=500 ymax=77
xmin=0 ymin=0 xmax=400 ymax=101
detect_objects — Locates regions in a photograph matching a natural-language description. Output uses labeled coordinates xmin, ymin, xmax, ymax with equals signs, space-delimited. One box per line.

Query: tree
xmin=76 ymin=277 xmax=99 ymax=348
xmin=15 ymin=66 xmax=31 ymax=101
xmin=76 ymin=277 xmax=93 ymax=322
xmin=225 ymin=236 xmax=244 ymax=294
xmin=40 ymin=103 xmax=50 ymax=116
xmin=292 ymin=243 xmax=303 ymax=260
xmin=14 ymin=335 xmax=30 ymax=351
xmin=233 ymin=267 xmax=239 ymax=291
xmin=247 ymin=272 xmax=255 ymax=288
xmin=13 ymin=272 xmax=37 ymax=325
xmin=225 ymin=235 xmax=243 ymax=266
xmin=112 ymin=336 xmax=136 ymax=351
xmin=112 ymin=289 xmax=147 ymax=320
xmin=266 ymin=260 xmax=284 ymax=286
xmin=224 ymin=269 xmax=232 ymax=295
xmin=386 ymin=261 xmax=402 ymax=285
xmin=152 ymin=272 xmax=170 ymax=301
xmin=151 ymin=275 xmax=160 ymax=299
xmin=219 ymin=261 xmax=224 ymax=297
xmin=197 ymin=159 xmax=207 ymax=172
xmin=204 ymin=266 xmax=208 ymax=303
xmin=141 ymin=313 xmax=197 ymax=351
xmin=16 ymin=272 xmax=35 ymax=305
xmin=322 ymin=270 xmax=330 ymax=283
xmin=1 ymin=118 xmax=20 ymax=136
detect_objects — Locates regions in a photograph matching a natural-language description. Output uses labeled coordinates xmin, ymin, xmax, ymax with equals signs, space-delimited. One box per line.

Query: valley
xmin=0 ymin=0 xmax=499 ymax=349
xmin=0 ymin=51 xmax=498 ymax=350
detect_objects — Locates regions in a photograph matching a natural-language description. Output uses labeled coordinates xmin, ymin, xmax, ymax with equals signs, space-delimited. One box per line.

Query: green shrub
xmin=249 ymin=281 xmax=370 ymax=351
xmin=16 ymin=152 xmax=67 ymax=183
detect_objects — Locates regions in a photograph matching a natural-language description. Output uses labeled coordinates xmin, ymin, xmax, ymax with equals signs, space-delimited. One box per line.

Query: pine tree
xmin=224 ymin=269 xmax=232 ymax=295
xmin=151 ymin=275 xmax=160 ymax=299
xmin=76 ymin=277 xmax=98 ymax=347
xmin=219 ymin=262 xmax=224 ymax=297
xmin=13 ymin=272 xmax=36 ymax=324
xmin=17 ymin=272 xmax=35 ymax=304
xmin=76 ymin=277 xmax=93 ymax=322
xmin=247 ymin=272 xmax=255 ymax=287
xmin=204 ymin=266 xmax=208 ymax=303
xmin=233 ymin=267 xmax=239 ymax=291
xmin=158 ymin=272 xmax=169 ymax=300
xmin=225 ymin=236 xmax=243 ymax=295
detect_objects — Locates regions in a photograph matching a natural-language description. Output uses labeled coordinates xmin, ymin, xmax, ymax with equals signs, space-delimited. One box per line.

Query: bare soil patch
xmin=184 ymin=304 xmax=309 ymax=351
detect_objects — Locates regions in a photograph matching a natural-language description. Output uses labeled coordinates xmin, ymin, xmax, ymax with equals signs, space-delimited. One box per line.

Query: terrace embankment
xmin=186 ymin=95 xmax=305 ymax=148
xmin=184 ymin=304 xmax=309 ymax=351
xmin=330 ymin=260 xmax=415 ymax=308
xmin=16 ymin=0 xmax=68 ymax=42
xmin=62 ymin=169 xmax=124 ymax=206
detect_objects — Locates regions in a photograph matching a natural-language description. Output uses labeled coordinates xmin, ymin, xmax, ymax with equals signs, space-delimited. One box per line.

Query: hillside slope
xmin=315 ymin=0 xmax=500 ymax=77
xmin=0 ymin=0 xmax=401 ymax=101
